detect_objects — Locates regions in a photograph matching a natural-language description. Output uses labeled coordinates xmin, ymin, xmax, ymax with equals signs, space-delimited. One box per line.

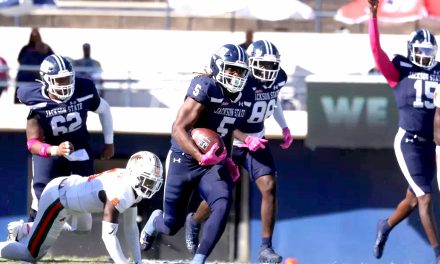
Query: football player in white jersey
xmin=0 ymin=151 xmax=163 ymax=264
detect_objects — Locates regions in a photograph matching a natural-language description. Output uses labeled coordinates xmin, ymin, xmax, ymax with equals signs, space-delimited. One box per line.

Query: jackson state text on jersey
xmin=17 ymin=78 xmax=101 ymax=149
xmin=391 ymin=55 xmax=440 ymax=139
xmin=170 ymin=75 xmax=254 ymax=152
xmin=238 ymin=68 xmax=287 ymax=134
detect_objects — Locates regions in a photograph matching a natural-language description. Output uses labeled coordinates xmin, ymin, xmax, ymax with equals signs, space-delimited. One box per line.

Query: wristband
xmin=26 ymin=138 xmax=39 ymax=150
xmin=39 ymin=143 xmax=51 ymax=157
xmin=50 ymin=146 xmax=59 ymax=156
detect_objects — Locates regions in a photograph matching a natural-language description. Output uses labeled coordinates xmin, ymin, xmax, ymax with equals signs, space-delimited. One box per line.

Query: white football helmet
xmin=126 ymin=151 xmax=164 ymax=199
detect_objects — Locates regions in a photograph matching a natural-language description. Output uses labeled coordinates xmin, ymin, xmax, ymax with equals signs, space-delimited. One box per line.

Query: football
xmin=190 ymin=128 xmax=225 ymax=155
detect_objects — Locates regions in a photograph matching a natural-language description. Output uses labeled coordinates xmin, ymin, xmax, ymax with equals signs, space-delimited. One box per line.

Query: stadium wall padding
xmin=1 ymin=131 xmax=438 ymax=263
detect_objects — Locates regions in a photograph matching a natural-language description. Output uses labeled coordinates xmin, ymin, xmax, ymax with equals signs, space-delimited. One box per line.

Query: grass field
xmin=0 ymin=257 xmax=246 ymax=264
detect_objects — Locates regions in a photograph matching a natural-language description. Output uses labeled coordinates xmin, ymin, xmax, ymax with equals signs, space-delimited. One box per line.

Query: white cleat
xmin=7 ymin=220 xmax=25 ymax=242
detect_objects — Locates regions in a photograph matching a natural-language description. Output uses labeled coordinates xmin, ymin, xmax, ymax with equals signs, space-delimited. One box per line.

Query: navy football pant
xmin=394 ymin=128 xmax=435 ymax=196
xmin=31 ymin=154 xmax=93 ymax=206
xmin=155 ymin=150 xmax=234 ymax=257
xmin=232 ymin=144 xmax=277 ymax=181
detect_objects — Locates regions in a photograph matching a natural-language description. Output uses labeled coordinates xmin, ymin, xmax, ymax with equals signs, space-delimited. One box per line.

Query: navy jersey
xmin=238 ymin=68 xmax=287 ymax=134
xmin=170 ymin=75 xmax=254 ymax=152
xmin=391 ymin=55 xmax=440 ymax=140
xmin=18 ymin=77 xmax=101 ymax=149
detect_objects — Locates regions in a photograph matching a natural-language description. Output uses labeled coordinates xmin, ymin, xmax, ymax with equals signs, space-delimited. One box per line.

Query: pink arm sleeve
xmin=369 ymin=18 xmax=400 ymax=87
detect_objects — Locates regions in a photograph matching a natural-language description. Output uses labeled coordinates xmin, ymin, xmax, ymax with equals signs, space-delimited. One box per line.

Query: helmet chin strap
xmin=424 ymin=60 xmax=437 ymax=70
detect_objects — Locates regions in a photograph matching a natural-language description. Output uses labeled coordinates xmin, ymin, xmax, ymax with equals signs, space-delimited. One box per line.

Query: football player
xmin=184 ymin=40 xmax=293 ymax=263
xmin=139 ymin=44 xmax=254 ymax=264
xmin=369 ymin=0 xmax=440 ymax=263
xmin=1 ymin=151 xmax=163 ymax=264
xmin=15 ymin=54 xmax=114 ymax=233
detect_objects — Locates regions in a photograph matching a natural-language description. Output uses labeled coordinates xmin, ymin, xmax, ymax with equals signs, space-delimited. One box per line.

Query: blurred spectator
xmin=239 ymin=29 xmax=254 ymax=50
xmin=0 ymin=56 xmax=9 ymax=97
xmin=74 ymin=43 xmax=103 ymax=91
xmin=15 ymin=27 xmax=54 ymax=103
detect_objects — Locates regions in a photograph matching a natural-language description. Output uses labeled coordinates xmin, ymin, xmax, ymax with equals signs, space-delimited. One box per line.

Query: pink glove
xmin=225 ymin=157 xmax=240 ymax=182
xmin=199 ymin=143 xmax=227 ymax=166
xmin=280 ymin=127 xmax=293 ymax=149
xmin=238 ymin=136 xmax=268 ymax=152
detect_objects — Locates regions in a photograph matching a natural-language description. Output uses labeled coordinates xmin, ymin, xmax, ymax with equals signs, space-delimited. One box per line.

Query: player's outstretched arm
xmin=101 ymin=195 xmax=127 ymax=264
xmin=368 ymin=0 xmax=400 ymax=87
xmin=122 ymin=207 xmax=142 ymax=264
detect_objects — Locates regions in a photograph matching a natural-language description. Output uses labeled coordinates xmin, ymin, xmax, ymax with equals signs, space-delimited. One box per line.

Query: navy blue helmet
xmin=247 ymin=40 xmax=281 ymax=82
xmin=40 ymin=54 xmax=75 ymax=101
xmin=407 ymin=29 xmax=438 ymax=69
xmin=210 ymin=44 xmax=249 ymax=93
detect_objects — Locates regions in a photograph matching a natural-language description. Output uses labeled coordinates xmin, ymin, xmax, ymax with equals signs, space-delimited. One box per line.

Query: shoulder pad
xmin=17 ymin=82 xmax=45 ymax=105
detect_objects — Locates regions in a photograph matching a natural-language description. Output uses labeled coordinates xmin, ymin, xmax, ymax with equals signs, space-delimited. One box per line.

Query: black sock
xmin=190 ymin=213 xmax=201 ymax=229
xmin=380 ymin=218 xmax=392 ymax=234
xmin=261 ymin=237 xmax=272 ymax=249
xmin=434 ymin=245 xmax=440 ymax=257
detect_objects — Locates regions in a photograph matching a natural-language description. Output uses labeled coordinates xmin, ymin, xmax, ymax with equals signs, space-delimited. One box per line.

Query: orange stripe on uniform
xmin=88 ymin=168 xmax=117 ymax=181
xmin=28 ymin=199 xmax=64 ymax=258
xmin=111 ymin=198 xmax=120 ymax=206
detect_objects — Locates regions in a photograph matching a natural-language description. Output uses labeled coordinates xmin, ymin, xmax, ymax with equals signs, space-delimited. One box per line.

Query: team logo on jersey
xmin=111 ymin=198 xmax=120 ymax=206
xmin=405 ymin=138 xmax=414 ymax=143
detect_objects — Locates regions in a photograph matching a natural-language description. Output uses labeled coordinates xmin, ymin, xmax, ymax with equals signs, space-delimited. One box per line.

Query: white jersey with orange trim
xmin=0 ymin=168 xmax=139 ymax=262
xmin=61 ymin=168 xmax=140 ymax=214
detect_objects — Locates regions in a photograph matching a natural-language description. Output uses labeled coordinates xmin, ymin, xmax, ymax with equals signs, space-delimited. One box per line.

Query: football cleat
xmin=7 ymin=220 xmax=25 ymax=242
xmin=140 ymin=209 xmax=162 ymax=251
xmin=258 ymin=247 xmax=283 ymax=263
xmin=373 ymin=219 xmax=390 ymax=259
xmin=185 ymin=213 xmax=201 ymax=255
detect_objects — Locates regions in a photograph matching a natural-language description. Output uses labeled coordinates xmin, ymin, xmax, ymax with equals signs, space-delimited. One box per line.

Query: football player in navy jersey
xmin=369 ymin=0 xmax=440 ymax=262
xmin=184 ymin=40 xmax=292 ymax=263
xmin=14 ymin=54 xmax=114 ymax=232
xmin=139 ymin=44 xmax=253 ymax=264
